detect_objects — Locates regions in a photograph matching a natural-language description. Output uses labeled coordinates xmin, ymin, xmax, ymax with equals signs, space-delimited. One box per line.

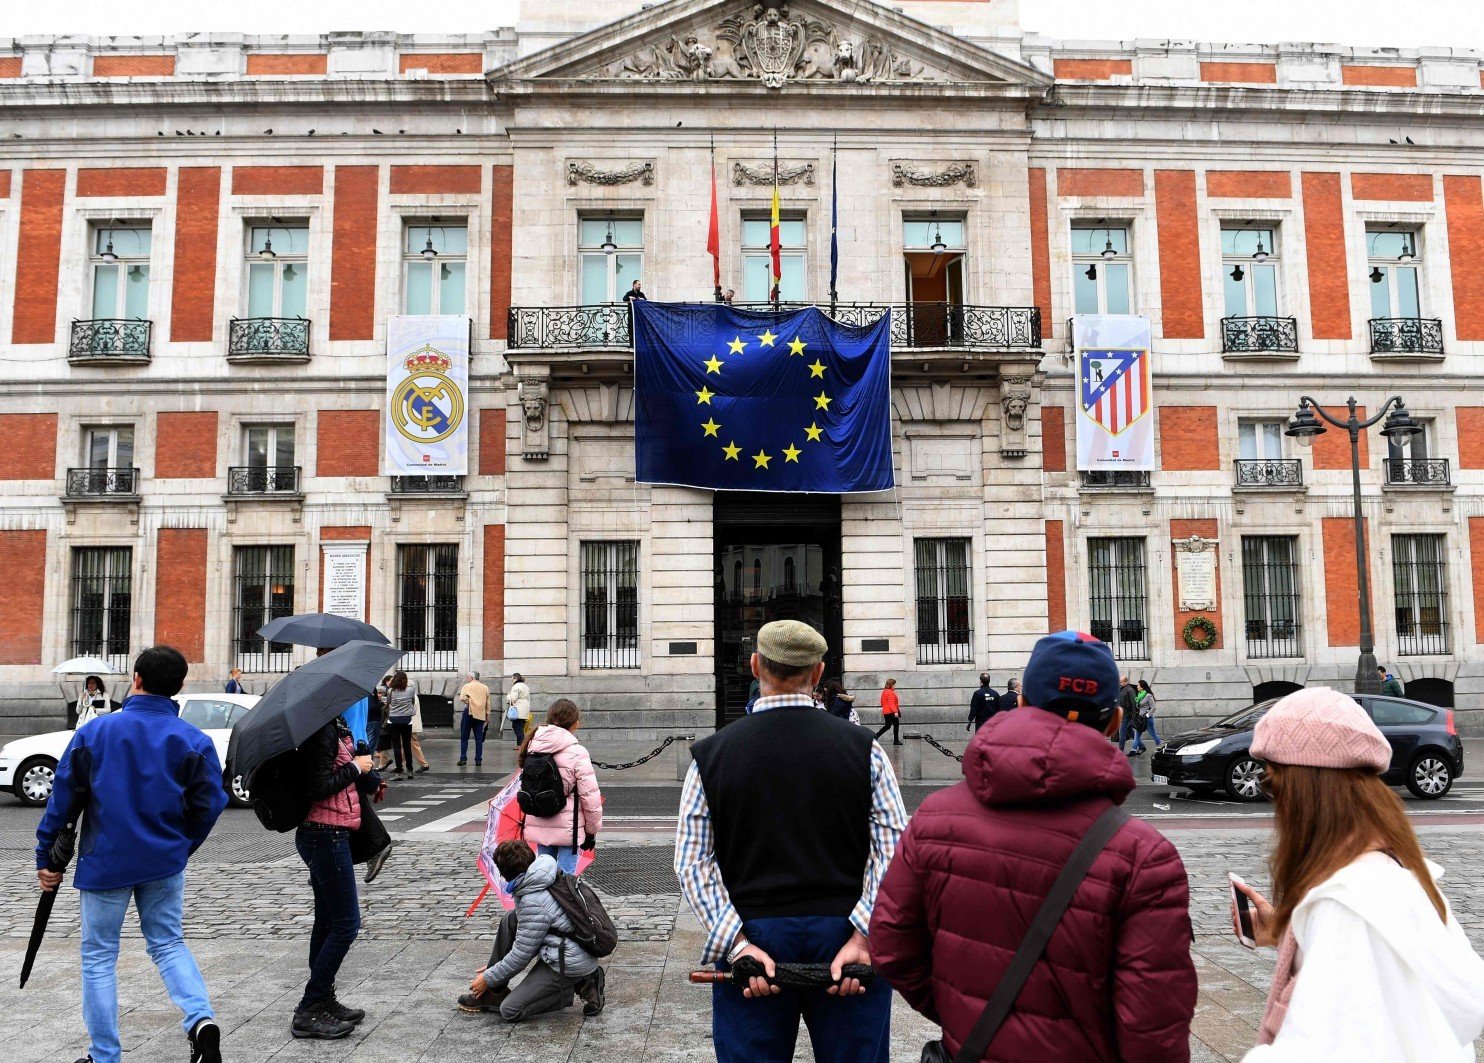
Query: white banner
xmin=384 ymin=315 xmax=470 ymax=475
xmin=1073 ymin=314 xmax=1154 ymax=471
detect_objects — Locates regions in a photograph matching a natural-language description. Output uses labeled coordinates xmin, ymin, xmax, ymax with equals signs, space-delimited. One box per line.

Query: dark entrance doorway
xmin=713 ymin=492 xmax=842 ymax=729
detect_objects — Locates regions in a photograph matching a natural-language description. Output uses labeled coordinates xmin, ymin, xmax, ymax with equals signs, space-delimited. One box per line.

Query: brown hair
xmin=884 ymin=678 xmax=896 ymax=688
xmin=1267 ymin=762 xmax=1446 ymax=936
xmin=390 ymin=670 xmax=408 ymax=692
xmin=516 ymin=698 xmax=582 ymax=767
xmin=493 ymin=839 xmax=535 ymax=881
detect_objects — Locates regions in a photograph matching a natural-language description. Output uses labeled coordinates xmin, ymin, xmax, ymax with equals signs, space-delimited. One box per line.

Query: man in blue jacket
xmin=36 ymin=645 xmax=228 ymax=1063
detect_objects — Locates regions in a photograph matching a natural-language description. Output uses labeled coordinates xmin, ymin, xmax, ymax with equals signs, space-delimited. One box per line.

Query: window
xmin=71 ymin=547 xmax=131 ymax=671
xmin=1241 ymin=537 xmax=1301 ymax=658
xmin=179 ymin=699 xmax=242 ymax=731
xmin=1367 ymin=229 xmax=1421 ymax=319
xmin=1385 ymin=419 xmax=1446 ymax=485
xmin=1388 ymin=419 xmax=1430 ymax=462
xmin=1071 ymin=225 xmax=1131 ymax=315
xmin=397 ymin=544 xmax=459 ymax=671
xmin=91 ymin=225 xmax=151 ymax=320
xmin=1237 ymin=420 xmax=1285 ymax=460
xmin=233 ymin=546 xmax=295 ymax=671
xmin=1392 ymin=534 xmax=1448 ymax=655
xmin=914 ymin=538 xmax=972 ymax=664
xmin=580 ymin=541 xmax=639 ymax=669
xmin=246 ymin=224 xmax=309 ymax=319
xmin=1222 ymin=226 xmax=1278 ymax=317
xmin=579 ymin=215 xmax=643 ymax=304
xmin=1368 ymin=698 xmax=1433 ymax=727
xmin=903 ymin=218 xmax=966 ymax=251
xmin=1088 ymin=537 xmax=1147 ymax=659
xmin=84 ymin=425 xmax=134 ymax=470
xmin=742 ymin=216 xmax=806 ymax=303
xmin=403 ymin=223 xmax=468 ymax=315
xmin=240 ymin=424 xmax=296 ymax=492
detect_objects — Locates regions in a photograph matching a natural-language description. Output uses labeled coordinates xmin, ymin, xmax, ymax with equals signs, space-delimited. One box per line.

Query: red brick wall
xmin=1171 ymin=518 xmax=1222 ymax=649
xmin=1471 ymin=517 xmax=1484 ymax=644
xmin=490 ymin=166 xmax=513 ymax=340
xmin=479 ymin=408 xmax=507 ymax=476
xmin=11 ymin=170 xmax=66 ymax=344
xmin=1206 ymin=170 xmax=1291 ymax=199
xmin=1444 ymin=175 xmax=1484 ymax=341
xmin=1044 ymin=520 xmax=1066 ymax=633
xmin=1200 ymin=61 xmax=1277 ymax=84
xmin=170 ymin=167 xmax=221 ymax=343
xmin=0 ymin=414 xmax=57 ymax=479
xmin=1056 ymin=168 xmax=1144 ymax=198
xmin=1458 ymin=408 xmax=1484 ymax=468
xmin=155 ymin=412 xmax=218 ymax=478
xmin=1322 ymin=516 xmax=1365 ymax=647
xmin=0 ymin=57 xmax=20 ymax=78
xmin=1311 ymin=405 xmax=1367 ymax=470
xmin=232 ymin=166 xmax=324 ymax=196
xmin=1351 ymin=172 xmax=1433 ymax=202
xmin=400 ymin=53 xmax=483 ymax=74
xmin=484 ymin=524 xmax=506 ymax=660
xmin=329 ymin=166 xmax=379 ymax=341
xmin=155 ymin=529 xmax=207 ymax=663
xmin=1053 ymin=58 xmax=1132 ymax=80
xmin=1342 ymin=65 xmax=1417 ymax=87
xmin=1041 ymin=404 xmax=1066 ymax=473
xmin=1154 ymin=170 xmax=1204 ymax=339
xmin=316 ymin=411 xmax=380 ymax=476
xmin=1301 ymin=172 xmax=1352 ymax=340
xmin=389 ymin=165 xmax=483 ymax=195
xmin=1028 ymin=167 xmax=1052 ymax=339
xmin=246 ymin=53 xmax=328 ymax=75
xmin=1158 ymin=406 xmax=1219 ymax=470
xmin=0 ymin=171 xmax=10 ymax=198
xmin=76 ymin=167 xmax=167 ymax=197
xmin=93 ymin=54 xmax=175 ymax=77
xmin=0 ymin=530 xmax=46 ymax=664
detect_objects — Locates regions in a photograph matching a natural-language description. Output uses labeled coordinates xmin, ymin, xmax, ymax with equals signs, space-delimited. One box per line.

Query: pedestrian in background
xmin=409 ymin=697 xmax=431 ymax=775
xmin=517 ymin=698 xmax=603 ymax=874
xmin=872 ymin=631 xmax=1197 ymax=1062
xmin=745 ymin=675 xmax=761 ymax=715
xmin=1117 ymin=674 xmax=1142 ymax=756
xmin=384 ymin=671 xmax=418 ymax=780
xmin=506 ymin=673 xmax=532 ymax=745
xmin=968 ymin=673 xmax=1000 ymax=731
xmin=37 ymin=646 xmax=227 ymax=1063
xmin=1234 ymin=687 xmax=1484 ymax=1059
xmin=371 ymin=675 xmax=394 ymax=773
xmin=458 ymin=671 xmax=491 ymax=767
xmin=874 ymin=678 xmax=901 ymax=745
xmin=1130 ymin=679 xmax=1161 ymax=752
xmin=78 ymin=674 xmax=110 ymax=721
xmin=1379 ymin=665 xmax=1405 ymax=698
xmin=997 ymin=678 xmax=1021 ymax=714
xmin=825 ymin=678 xmax=857 ymax=723
xmin=224 ymin=667 xmax=245 ymax=695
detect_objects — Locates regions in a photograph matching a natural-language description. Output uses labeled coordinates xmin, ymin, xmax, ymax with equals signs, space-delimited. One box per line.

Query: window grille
xmin=233 ymin=546 xmax=294 ymax=671
xmin=1088 ymin=537 xmax=1148 ymax=659
xmin=1241 ymin=537 xmax=1302 ymax=658
xmin=71 ymin=547 xmax=132 ymax=671
xmin=397 ymin=544 xmax=460 ymax=671
xmin=914 ymin=538 xmax=972 ymax=664
xmin=1393 ymin=534 xmax=1449 ymax=655
xmin=581 ymin=541 xmax=639 ymax=669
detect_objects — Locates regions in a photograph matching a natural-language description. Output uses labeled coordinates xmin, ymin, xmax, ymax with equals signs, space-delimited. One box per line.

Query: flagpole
xmin=770 ymin=128 xmax=781 ymax=308
xmin=708 ymin=136 xmax=722 ymax=303
xmin=829 ymin=132 xmax=839 ymax=312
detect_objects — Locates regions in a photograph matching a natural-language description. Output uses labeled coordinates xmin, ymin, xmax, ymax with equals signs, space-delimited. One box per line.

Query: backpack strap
xmin=952 ymin=804 xmax=1131 ymax=1063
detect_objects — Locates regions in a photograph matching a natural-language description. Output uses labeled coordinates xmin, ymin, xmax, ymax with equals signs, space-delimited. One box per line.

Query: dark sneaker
xmin=74 ymin=1056 xmax=94 ymax=1063
xmin=291 ymin=1005 xmax=355 ymax=1040
xmin=474 ymin=760 xmax=482 ymax=767
xmin=457 ymin=759 xmax=467 ymax=766
xmin=458 ymin=988 xmax=508 ymax=1014
xmin=577 ymin=967 xmax=606 ymax=1017
xmin=189 ymin=1018 xmax=221 ymax=1063
xmin=326 ymin=996 xmax=366 ymax=1025
xmin=364 ymin=841 xmax=393 ymax=885
xmin=416 ymin=765 xmax=430 ymax=774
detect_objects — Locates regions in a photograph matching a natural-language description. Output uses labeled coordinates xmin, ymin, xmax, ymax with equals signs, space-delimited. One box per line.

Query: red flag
xmin=769 ymin=176 xmax=781 ymax=298
xmin=707 ymin=155 xmax=721 ymax=292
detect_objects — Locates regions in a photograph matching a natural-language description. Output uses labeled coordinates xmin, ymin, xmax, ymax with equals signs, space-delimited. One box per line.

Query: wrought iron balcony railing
xmin=66 ymin=467 xmax=140 ymax=497
xmin=1385 ymin=458 xmax=1451 ymax=487
xmin=1221 ymin=316 xmax=1299 ymax=354
xmin=1234 ymin=458 xmax=1303 ymax=488
xmin=228 ymin=317 xmax=310 ymax=360
xmin=69 ymin=319 xmax=152 ymax=363
xmin=389 ymin=475 xmax=466 ymax=494
xmin=1079 ymin=470 xmax=1151 ymax=489
xmin=505 ymin=302 xmax=1042 ymax=352
xmin=227 ymin=465 xmax=301 ymax=495
xmin=1369 ymin=317 xmax=1444 ymax=356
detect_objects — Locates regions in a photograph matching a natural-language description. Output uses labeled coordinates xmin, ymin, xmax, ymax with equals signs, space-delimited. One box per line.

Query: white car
xmin=0 ymin=692 xmax=259 ymax=808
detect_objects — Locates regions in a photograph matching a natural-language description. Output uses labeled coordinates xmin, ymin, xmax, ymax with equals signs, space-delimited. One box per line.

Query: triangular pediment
xmin=495 ymin=0 xmax=1051 ymax=91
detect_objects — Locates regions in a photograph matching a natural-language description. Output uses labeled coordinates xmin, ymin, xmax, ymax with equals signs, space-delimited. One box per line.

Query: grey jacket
xmin=483 ymin=855 xmax=598 ymax=986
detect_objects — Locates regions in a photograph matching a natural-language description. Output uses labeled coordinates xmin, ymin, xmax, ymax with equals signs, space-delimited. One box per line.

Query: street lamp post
xmin=1285 ymin=395 xmax=1420 ymax=695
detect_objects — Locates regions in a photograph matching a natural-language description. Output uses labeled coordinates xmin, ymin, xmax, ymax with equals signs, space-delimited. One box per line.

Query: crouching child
xmin=459 ymin=841 xmax=608 ymax=1021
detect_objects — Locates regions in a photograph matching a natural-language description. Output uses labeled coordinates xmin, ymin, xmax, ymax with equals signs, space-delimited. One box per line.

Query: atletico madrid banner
xmin=1074 ymin=314 xmax=1154 ymax=471
xmin=384 ymin=315 xmax=470 ymax=475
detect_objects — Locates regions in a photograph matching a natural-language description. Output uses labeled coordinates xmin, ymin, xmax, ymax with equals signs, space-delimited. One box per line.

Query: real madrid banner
xmin=1073 ymin=314 xmax=1155 ymax=472
xmin=384 ymin=315 xmax=470 ymax=475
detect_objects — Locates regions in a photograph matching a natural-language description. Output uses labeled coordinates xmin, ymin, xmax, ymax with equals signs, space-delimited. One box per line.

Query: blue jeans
xmin=295 ymin=827 xmax=361 ymax=1010
xmin=1132 ymin=715 xmax=1162 ymax=751
xmin=537 ymin=844 xmax=579 ymax=874
xmin=80 ymin=872 xmax=212 ymax=1063
xmin=460 ymin=711 xmax=487 ymax=763
xmin=713 ymin=915 xmax=890 ymax=1063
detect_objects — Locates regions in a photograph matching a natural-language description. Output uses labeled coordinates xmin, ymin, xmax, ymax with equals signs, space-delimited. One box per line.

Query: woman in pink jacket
xmin=517 ymin=699 xmax=603 ymax=874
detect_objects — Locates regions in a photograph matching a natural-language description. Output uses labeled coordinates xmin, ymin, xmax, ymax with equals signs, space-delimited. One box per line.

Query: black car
xmin=1150 ymin=694 xmax=1464 ymax=802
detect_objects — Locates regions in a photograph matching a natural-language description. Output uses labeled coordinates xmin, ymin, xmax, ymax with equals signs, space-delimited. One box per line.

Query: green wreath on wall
xmin=1182 ymin=615 xmax=1219 ymax=651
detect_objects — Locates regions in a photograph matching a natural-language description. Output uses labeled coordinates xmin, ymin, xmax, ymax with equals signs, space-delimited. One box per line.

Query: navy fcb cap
xmin=1021 ymin=630 xmax=1121 ymax=726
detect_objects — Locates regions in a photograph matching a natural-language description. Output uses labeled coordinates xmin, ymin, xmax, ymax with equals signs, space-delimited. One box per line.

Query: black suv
xmin=1150 ymin=694 xmax=1464 ymax=802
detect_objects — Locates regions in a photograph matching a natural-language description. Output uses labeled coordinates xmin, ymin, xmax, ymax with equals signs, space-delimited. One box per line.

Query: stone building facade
xmin=2 ymin=0 xmax=1484 ymax=737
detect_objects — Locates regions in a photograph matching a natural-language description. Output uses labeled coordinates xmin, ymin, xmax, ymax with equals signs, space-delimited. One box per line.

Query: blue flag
xmin=634 ymin=302 xmax=894 ymax=493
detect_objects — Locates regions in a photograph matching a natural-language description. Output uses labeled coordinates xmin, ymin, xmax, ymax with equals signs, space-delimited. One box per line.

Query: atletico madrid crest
xmin=1079 ymin=347 xmax=1150 ymax=436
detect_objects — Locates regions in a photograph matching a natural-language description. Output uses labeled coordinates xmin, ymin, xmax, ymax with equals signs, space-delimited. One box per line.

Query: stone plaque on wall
xmin=1174 ymin=536 xmax=1217 ymax=611
xmin=322 ymin=541 xmax=368 ymax=622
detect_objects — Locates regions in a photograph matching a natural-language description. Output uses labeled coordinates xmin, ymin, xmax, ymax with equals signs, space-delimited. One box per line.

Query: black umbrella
xmin=230 ymin=640 xmax=403 ymax=782
xmin=20 ymin=748 xmax=91 ymax=989
xmin=257 ymin=612 xmax=390 ymax=650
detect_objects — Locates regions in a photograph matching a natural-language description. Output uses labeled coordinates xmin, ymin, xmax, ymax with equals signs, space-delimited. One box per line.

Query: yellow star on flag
xmin=701 ymin=418 xmax=721 ymax=438
xmin=814 ymin=392 xmax=832 ymax=411
xmin=758 ymin=329 xmax=778 ymax=347
xmin=788 ymin=337 xmax=807 ymax=356
xmin=696 ymin=386 xmax=715 ymax=405
xmin=808 ymin=359 xmax=826 ymax=379
xmin=804 ymin=422 xmax=824 ymax=442
xmin=722 ymin=441 xmax=741 ymax=461
xmin=783 ymin=443 xmax=802 ymax=463
xmin=704 ymin=355 xmax=724 ymax=375
xmin=753 ymin=449 xmax=772 ymax=469
xmin=728 ymin=336 xmax=746 ymax=356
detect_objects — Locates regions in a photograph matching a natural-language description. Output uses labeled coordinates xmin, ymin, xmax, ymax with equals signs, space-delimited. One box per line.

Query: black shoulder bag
xmin=921 ymin=804 xmax=1131 ymax=1063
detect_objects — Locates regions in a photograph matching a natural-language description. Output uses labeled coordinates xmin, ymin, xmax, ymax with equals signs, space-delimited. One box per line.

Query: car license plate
xmin=1151 ymin=774 xmax=1169 ymax=786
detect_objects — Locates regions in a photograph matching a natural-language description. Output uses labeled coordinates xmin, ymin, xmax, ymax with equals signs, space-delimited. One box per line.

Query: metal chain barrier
xmin=592 ymin=734 xmax=694 ymax=771
xmin=920 ymin=734 xmax=964 ymax=763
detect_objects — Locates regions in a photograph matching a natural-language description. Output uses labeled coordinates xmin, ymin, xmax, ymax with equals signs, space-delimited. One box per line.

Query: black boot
xmin=189 ymin=1018 xmax=221 ymax=1063
xmin=292 ymin=1004 xmax=355 ymax=1040
xmin=577 ymin=967 xmax=607 ymax=1017
xmin=326 ymin=994 xmax=366 ymax=1025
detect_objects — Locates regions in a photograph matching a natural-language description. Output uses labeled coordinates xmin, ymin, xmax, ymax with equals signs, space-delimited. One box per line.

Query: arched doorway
xmin=1253 ymin=680 xmax=1303 ymax=704
xmin=1405 ymin=677 xmax=1454 ymax=708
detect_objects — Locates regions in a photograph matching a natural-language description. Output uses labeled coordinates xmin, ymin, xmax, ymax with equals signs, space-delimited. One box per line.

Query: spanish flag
xmin=769 ymin=164 xmax=781 ymax=301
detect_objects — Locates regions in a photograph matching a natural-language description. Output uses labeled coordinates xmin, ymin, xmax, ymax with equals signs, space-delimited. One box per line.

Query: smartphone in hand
xmin=1229 ymin=873 xmax=1257 ymax=949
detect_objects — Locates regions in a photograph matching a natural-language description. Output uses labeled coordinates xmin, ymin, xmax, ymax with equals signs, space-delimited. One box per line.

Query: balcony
xmin=228 ymin=317 xmax=311 ymax=364
xmin=227 ymin=465 xmax=302 ymax=496
xmin=1234 ymin=458 xmax=1303 ymax=489
xmin=1221 ymin=316 xmax=1299 ymax=357
xmin=66 ymin=466 xmax=140 ymax=498
xmin=1079 ymin=470 xmax=1151 ymax=490
xmin=68 ymin=319 xmax=152 ymax=366
xmin=1384 ymin=458 xmax=1451 ymax=488
xmin=389 ymin=475 xmax=465 ymax=494
xmin=1369 ymin=317 xmax=1444 ymax=360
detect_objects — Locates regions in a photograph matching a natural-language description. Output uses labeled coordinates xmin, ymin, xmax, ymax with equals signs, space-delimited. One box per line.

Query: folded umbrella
xmin=257 ymin=612 xmax=390 ymax=650
xmin=21 ymin=748 xmax=91 ymax=989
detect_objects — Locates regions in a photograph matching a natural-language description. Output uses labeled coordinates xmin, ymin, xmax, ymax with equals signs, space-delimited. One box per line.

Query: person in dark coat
xmin=1117 ymin=674 xmax=1142 ymax=755
xmin=996 ymin=678 xmax=1021 ymax=714
xmin=967 ymin=673 xmax=1000 ymax=731
xmin=871 ymin=631 xmax=1197 ymax=1062
xmin=1379 ymin=666 xmax=1405 ymax=698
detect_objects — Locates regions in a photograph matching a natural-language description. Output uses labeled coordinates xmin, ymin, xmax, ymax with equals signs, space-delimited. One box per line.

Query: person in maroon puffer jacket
xmin=871 ymin=631 xmax=1197 ymax=1062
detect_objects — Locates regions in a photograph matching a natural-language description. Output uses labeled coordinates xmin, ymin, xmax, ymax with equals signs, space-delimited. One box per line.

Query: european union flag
xmin=634 ymin=302 xmax=894 ymax=493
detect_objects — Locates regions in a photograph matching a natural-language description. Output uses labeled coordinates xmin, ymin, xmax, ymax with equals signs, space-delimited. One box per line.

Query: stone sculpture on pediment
xmin=566 ymin=160 xmax=655 ymax=187
xmin=732 ymin=161 xmax=815 ymax=186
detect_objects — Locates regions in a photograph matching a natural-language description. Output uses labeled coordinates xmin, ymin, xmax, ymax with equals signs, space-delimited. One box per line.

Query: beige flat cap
xmin=756 ymin=620 xmax=828 ymax=667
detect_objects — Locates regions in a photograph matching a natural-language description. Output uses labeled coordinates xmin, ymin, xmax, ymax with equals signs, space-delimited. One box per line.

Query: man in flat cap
xmin=675 ymin=620 xmax=908 ymax=1062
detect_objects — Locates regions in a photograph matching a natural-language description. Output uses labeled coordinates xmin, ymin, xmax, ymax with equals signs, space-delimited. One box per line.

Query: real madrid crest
xmin=391 ymin=343 xmax=465 ymax=444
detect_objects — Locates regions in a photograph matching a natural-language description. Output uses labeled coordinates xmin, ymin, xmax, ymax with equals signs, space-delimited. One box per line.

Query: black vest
xmin=690 ymin=705 xmax=874 ymax=922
